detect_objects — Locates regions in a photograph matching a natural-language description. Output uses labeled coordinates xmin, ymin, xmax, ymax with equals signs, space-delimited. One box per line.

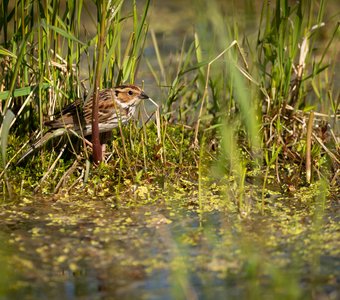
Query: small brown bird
xmin=17 ymin=84 xmax=150 ymax=163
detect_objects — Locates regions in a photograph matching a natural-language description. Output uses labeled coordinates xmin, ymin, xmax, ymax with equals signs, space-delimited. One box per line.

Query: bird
xmin=17 ymin=84 xmax=150 ymax=164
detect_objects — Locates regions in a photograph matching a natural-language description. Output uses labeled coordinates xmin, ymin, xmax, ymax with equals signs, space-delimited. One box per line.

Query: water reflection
xmin=0 ymin=196 xmax=338 ymax=299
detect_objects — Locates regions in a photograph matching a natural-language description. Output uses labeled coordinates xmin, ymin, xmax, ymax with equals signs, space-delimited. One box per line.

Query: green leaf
xmin=0 ymin=83 xmax=50 ymax=100
xmin=46 ymin=24 xmax=86 ymax=46
xmin=0 ymin=46 xmax=17 ymax=58
xmin=0 ymin=109 xmax=15 ymax=167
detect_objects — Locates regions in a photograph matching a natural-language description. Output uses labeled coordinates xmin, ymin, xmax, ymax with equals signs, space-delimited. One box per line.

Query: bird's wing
xmin=45 ymin=99 xmax=84 ymax=129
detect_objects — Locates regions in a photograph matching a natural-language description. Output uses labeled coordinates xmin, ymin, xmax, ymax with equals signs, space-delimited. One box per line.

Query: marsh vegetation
xmin=0 ymin=0 xmax=339 ymax=299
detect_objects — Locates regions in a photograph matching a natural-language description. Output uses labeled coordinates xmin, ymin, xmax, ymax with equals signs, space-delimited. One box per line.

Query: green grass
xmin=0 ymin=0 xmax=338 ymax=203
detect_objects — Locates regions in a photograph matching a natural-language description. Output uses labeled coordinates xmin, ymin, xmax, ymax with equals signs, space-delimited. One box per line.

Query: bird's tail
xmin=16 ymin=128 xmax=67 ymax=165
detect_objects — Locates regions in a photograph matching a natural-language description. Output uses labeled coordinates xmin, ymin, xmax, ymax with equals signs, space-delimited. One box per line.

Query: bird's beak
xmin=139 ymin=91 xmax=150 ymax=100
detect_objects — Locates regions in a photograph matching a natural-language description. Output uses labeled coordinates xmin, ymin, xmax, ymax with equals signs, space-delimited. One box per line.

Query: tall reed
xmin=0 ymin=0 xmax=151 ymax=192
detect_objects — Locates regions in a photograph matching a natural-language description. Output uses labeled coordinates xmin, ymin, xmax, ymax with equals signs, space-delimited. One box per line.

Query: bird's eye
xmin=128 ymin=90 xmax=134 ymax=95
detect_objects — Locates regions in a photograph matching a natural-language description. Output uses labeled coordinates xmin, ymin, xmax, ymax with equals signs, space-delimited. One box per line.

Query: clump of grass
xmin=257 ymin=0 xmax=339 ymax=187
xmin=145 ymin=0 xmax=339 ymax=213
xmin=0 ymin=0 xmax=339 ymax=201
xmin=0 ymin=0 xmax=154 ymax=195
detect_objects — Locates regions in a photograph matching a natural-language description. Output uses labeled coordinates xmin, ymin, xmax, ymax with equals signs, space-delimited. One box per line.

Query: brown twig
xmin=92 ymin=0 xmax=108 ymax=165
xmin=306 ymin=111 xmax=314 ymax=183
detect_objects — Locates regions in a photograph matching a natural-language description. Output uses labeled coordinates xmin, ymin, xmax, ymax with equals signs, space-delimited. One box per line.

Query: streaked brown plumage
xmin=46 ymin=85 xmax=149 ymax=135
xmin=17 ymin=84 xmax=150 ymax=163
